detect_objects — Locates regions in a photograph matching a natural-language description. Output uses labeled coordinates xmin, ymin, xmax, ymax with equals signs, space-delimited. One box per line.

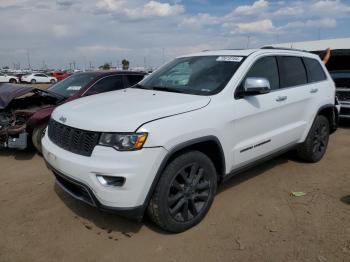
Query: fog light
xmin=96 ymin=175 xmax=125 ymax=187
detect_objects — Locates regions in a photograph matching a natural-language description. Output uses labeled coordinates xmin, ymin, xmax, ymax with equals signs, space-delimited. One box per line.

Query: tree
xmin=2 ymin=66 xmax=9 ymax=70
xmin=122 ymin=59 xmax=130 ymax=70
xmin=99 ymin=63 xmax=111 ymax=70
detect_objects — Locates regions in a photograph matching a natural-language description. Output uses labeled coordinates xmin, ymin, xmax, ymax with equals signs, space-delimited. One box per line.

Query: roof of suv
xmin=181 ymin=48 xmax=319 ymax=59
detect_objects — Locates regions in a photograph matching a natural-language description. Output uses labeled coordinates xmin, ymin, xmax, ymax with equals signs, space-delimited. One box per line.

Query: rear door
xmin=232 ymin=55 xmax=311 ymax=167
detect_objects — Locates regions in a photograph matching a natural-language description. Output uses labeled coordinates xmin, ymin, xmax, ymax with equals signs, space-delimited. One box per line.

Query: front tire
xmin=50 ymin=79 xmax=56 ymax=84
xmin=30 ymin=79 xmax=36 ymax=84
xmin=9 ymin=78 xmax=17 ymax=84
xmin=148 ymin=151 xmax=217 ymax=233
xmin=297 ymin=115 xmax=330 ymax=163
xmin=32 ymin=123 xmax=47 ymax=154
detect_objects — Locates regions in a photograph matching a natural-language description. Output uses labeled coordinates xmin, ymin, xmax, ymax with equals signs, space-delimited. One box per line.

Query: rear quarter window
xmin=277 ymin=56 xmax=307 ymax=88
xmin=303 ymin=57 xmax=327 ymax=83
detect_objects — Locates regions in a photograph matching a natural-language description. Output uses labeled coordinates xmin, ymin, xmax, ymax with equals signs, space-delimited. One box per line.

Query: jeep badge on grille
xmin=59 ymin=116 xmax=67 ymax=123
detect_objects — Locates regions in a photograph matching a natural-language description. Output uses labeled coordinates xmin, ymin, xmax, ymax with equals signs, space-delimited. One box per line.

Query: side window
xmin=126 ymin=75 xmax=144 ymax=87
xmin=244 ymin=56 xmax=280 ymax=90
xmin=303 ymin=57 xmax=327 ymax=82
xmin=277 ymin=56 xmax=307 ymax=88
xmin=85 ymin=75 xmax=124 ymax=96
xmin=34 ymin=74 xmax=41 ymax=77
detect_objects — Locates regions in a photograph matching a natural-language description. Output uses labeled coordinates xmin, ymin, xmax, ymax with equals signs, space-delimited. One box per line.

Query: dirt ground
xmin=0 ymin=121 xmax=349 ymax=262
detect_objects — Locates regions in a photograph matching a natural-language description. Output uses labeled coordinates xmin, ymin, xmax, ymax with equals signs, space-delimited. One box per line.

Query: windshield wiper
xmin=133 ymin=84 xmax=188 ymax=94
xmin=150 ymin=86 xmax=186 ymax=94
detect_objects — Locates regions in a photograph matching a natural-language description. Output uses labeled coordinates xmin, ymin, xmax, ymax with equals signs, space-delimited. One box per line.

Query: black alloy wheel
xmin=168 ymin=163 xmax=211 ymax=222
xmin=148 ymin=151 xmax=217 ymax=233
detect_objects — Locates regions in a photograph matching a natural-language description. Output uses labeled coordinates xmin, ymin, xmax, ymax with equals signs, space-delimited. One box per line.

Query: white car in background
xmin=0 ymin=72 xmax=19 ymax=83
xmin=21 ymin=73 xmax=57 ymax=84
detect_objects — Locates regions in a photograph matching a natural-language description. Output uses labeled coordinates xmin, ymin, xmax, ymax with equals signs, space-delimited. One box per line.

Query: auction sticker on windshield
xmin=216 ymin=56 xmax=243 ymax=62
xmin=67 ymin=86 xmax=82 ymax=91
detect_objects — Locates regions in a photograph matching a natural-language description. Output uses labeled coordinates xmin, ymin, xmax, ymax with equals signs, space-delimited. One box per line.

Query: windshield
xmin=48 ymin=73 xmax=96 ymax=97
xmin=138 ymin=55 xmax=245 ymax=95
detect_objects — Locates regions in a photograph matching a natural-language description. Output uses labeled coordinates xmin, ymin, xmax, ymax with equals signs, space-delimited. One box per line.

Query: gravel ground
xmin=0 ymin=119 xmax=349 ymax=262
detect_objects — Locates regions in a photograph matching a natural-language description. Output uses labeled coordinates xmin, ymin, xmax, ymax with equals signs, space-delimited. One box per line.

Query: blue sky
xmin=0 ymin=0 xmax=349 ymax=70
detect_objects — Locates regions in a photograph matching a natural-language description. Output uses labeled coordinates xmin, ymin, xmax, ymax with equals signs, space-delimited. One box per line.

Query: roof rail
xmin=261 ymin=46 xmax=310 ymax=53
xmin=201 ymin=48 xmax=247 ymax=52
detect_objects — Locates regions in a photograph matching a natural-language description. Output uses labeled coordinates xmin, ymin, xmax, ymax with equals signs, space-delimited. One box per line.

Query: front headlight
xmin=99 ymin=133 xmax=148 ymax=151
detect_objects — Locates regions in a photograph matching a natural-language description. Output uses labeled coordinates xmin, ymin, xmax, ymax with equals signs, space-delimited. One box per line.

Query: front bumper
xmin=42 ymin=133 xmax=167 ymax=215
xmin=47 ymin=163 xmax=146 ymax=220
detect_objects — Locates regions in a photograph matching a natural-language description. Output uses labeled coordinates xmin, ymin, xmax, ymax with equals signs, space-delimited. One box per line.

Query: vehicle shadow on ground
xmin=339 ymin=118 xmax=350 ymax=128
xmin=217 ymin=154 xmax=289 ymax=195
xmin=54 ymin=154 xmax=293 ymax=235
xmin=0 ymin=148 xmax=36 ymax=160
xmin=54 ymin=184 xmax=144 ymax=235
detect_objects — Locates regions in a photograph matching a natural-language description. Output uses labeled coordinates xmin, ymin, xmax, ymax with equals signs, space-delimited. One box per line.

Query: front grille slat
xmin=48 ymin=119 xmax=100 ymax=157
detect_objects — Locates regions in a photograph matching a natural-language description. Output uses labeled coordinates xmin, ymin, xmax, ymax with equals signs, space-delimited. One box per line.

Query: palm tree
xmin=122 ymin=59 xmax=130 ymax=70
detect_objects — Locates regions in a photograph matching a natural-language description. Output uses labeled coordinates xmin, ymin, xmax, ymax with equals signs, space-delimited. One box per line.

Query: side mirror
xmin=243 ymin=77 xmax=271 ymax=96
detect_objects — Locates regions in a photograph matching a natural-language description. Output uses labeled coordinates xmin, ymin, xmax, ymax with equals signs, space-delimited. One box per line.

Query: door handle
xmin=276 ymin=96 xmax=287 ymax=102
xmin=310 ymin=88 xmax=318 ymax=93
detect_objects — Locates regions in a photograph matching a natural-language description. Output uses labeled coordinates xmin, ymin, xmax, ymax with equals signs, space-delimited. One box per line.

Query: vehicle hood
xmin=52 ymin=88 xmax=211 ymax=132
xmin=0 ymin=84 xmax=34 ymax=109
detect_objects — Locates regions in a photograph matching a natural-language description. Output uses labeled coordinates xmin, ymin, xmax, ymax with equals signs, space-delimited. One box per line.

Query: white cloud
xmin=96 ymin=0 xmax=184 ymax=19
xmin=181 ymin=13 xmax=221 ymax=28
xmin=1 ymin=0 xmax=350 ymax=69
xmin=96 ymin=0 xmax=125 ymax=11
xmin=52 ymin=24 xmax=70 ymax=38
xmin=311 ymin=0 xmax=350 ymax=14
xmin=142 ymin=1 xmax=184 ymax=17
xmin=233 ymin=0 xmax=268 ymax=16
xmin=77 ymin=45 xmax=130 ymax=56
xmin=233 ymin=19 xmax=275 ymax=34
xmin=273 ymin=6 xmax=304 ymax=16
xmin=284 ymin=18 xmax=337 ymax=29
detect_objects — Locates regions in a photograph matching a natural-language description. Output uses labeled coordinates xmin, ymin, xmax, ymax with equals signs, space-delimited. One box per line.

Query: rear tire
xmin=148 ymin=151 xmax=217 ymax=233
xmin=9 ymin=78 xmax=17 ymax=84
xmin=32 ymin=123 xmax=47 ymax=154
xmin=50 ymin=79 xmax=56 ymax=84
xmin=297 ymin=115 xmax=330 ymax=163
xmin=31 ymin=79 xmax=36 ymax=84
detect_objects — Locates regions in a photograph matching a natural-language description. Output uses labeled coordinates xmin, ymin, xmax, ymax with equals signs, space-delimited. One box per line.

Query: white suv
xmin=42 ymin=48 xmax=338 ymax=232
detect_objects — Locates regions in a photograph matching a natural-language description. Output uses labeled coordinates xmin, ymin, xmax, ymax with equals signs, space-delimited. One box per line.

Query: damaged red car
xmin=0 ymin=71 xmax=146 ymax=153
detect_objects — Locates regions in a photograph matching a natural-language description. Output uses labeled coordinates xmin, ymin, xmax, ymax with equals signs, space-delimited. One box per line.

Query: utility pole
xmin=26 ymin=49 xmax=31 ymax=70
xmin=246 ymin=36 xmax=251 ymax=49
